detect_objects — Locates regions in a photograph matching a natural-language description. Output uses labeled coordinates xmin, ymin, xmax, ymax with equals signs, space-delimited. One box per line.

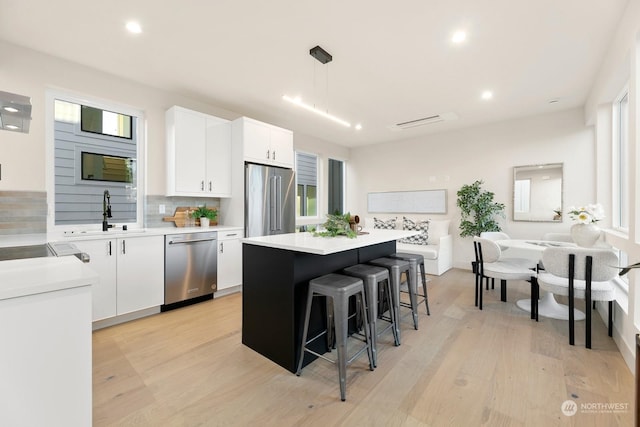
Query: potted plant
xmin=456 ymin=180 xmax=505 ymax=238
xmin=191 ymin=205 xmax=217 ymax=227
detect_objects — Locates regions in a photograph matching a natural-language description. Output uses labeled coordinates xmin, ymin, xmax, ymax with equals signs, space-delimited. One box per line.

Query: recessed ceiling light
xmin=126 ymin=21 xmax=142 ymax=34
xmin=452 ymin=30 xmax=467 ymax=44
xmin=481 ymin=90 xmax=493 ymax=100
xmin=3 ymin=106 xmax=19 ymax=113
xmin=355 ymin=124 xmax=362 ymax=130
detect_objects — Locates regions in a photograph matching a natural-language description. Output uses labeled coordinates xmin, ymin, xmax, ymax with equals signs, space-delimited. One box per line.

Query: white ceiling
xmin=0 ymin=0 xmax=628 ymax=147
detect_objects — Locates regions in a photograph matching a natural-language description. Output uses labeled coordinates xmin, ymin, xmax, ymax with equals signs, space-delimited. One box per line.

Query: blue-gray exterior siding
xmin=54 ymin=120 xmax=137 ymax=225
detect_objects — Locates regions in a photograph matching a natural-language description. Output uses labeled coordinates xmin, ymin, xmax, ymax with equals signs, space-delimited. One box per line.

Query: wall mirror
xmin=513 ymin=163 xmax=563 ymax=222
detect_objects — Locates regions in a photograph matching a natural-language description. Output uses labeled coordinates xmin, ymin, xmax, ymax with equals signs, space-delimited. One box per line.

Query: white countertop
xmin=0 ymin=256 xmax=99 ymax=301
xmin=52 ymin=225 xmax=243 ymax=242
xmin=242 ymin=229 xmax=419 ymax=255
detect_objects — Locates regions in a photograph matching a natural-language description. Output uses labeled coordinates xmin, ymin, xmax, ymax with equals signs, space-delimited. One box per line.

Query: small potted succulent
xmin=191 ymin=205 xmax=217 ymax=227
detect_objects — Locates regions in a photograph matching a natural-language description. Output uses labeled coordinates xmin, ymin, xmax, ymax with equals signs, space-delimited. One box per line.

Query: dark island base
xmin=242 ymin=240 xmax=396 ymax=373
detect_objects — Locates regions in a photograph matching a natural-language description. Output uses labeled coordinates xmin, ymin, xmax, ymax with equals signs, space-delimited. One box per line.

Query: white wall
xmin=348 ymin=108 xmax=595 ymax=269
xmin=0 ymin=40 xmax=238 ymax=195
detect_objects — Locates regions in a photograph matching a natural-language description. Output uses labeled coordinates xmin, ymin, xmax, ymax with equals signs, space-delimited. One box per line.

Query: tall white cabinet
xmin=73 ymin=235 xmax=164 ymax=321
xmin=166 ymin=106 xmax=232 ymax=197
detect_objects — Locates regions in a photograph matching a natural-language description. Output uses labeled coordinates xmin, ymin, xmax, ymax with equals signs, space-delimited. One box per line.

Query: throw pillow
xmin=399 ymin=217 xmax=429 ymax=245
xmin=373 ymin=217 xmax=397 ymax=230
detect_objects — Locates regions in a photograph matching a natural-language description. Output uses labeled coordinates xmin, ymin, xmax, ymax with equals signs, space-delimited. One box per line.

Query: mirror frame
xmin=513 ymin=163 xmax=563 ymax=222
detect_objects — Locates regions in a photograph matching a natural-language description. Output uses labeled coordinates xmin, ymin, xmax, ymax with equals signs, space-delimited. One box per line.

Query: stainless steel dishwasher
xmin=164 ymin=231 xmax=218 ymax=309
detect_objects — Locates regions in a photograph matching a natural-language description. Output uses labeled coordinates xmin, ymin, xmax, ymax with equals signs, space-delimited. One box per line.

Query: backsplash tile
xmin=145 ymin=195 xmax=220 ymax=228
xmin=0 ymin=192 xmax=222 ymax=234
xmin=0 ymin=191 xmax=47 ymax=235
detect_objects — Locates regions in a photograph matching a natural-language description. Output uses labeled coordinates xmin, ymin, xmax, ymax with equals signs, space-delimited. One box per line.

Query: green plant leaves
xmin=456 ymin=180 xmax=505 ymax=237
xmin=312 ymin=212 xmax=357 ymax=238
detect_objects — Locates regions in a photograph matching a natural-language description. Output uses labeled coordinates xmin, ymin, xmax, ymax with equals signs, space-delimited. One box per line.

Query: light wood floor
xmin=93 ymin=268 xmax=634 ymax=426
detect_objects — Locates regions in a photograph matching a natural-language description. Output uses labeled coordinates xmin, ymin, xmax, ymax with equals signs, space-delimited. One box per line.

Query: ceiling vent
xmin=390 ymin=112 xmax=458 ymax=130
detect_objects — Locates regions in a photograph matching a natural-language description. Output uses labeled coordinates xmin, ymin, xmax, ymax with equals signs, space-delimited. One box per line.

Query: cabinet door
xmin=269 ymin=126 xmax=294 ymax=168
xmin=243 ymin=119 xmax=272 ymax=163
xmin=217 ymin=235 xmax=242 ymax=291
xmin=205 ymin=118 xmax=232 ymax=197
xmin=173 ymin=108 xmax=207 ymax=194
xmin=73 ymin=239 xmax=117 ymax=321
xmin=116 ymin=235 xmax=164 ymax=315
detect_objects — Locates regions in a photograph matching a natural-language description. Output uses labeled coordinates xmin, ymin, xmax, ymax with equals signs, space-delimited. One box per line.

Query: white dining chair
xmin=473 ymin=237 xmax=537 ymax=311
xmin=535 ymin=247 xmax=618 ymax=348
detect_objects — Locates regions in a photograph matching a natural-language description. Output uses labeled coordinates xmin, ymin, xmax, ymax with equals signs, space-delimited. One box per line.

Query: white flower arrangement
xmin=567 ymin=203 xmax=605 ymax=224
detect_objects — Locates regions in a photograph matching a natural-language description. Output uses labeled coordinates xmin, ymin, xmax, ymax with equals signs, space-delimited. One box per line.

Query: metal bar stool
xmin=368 ymin=257 xmax=417 ymax=340
xmin=343 ymin=264 xmax=400 ymax=367
xmin=296 ymin=273 xmax=374 ymax=401
xmin=390 ymin=252 xmax=431 ymax=315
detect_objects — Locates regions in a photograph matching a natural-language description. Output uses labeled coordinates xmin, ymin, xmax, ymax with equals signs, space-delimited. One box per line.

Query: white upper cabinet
xmin=236 ymin=117 xmax=293 ymax=168
xmin=166 ymin=106 xmax=232 ymax=197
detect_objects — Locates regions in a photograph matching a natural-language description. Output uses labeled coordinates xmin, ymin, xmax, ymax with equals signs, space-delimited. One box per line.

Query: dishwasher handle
xmin=168 ymin=237 xmax=217 ymax=245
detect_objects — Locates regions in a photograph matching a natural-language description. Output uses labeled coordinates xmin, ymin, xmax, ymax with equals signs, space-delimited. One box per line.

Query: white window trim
xmin=611 ymin=85 xmax=629 ymax=234
xmin=294 ymin=150 xmax=322 ymax=225
xmin=45 ymin=89 xmax=146 ymax=239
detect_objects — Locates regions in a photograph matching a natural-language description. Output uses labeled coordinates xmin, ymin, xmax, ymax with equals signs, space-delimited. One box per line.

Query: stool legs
xmin=418 ymin=261 xmax=430 ymax=315
xmin=297 ymin=276 xmax=374 ymax=402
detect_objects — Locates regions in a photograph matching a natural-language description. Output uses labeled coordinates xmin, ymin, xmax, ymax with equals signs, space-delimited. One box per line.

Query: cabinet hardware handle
xmin=201 ymin=180 xmax=204 ymax=191
xmin=266 ymin=149 xmax=270 ymax=159
xmin=209 ymin=181 xmax=212 ymax=191
xmin=272 ymin=151 xmax=276 ymax=160
xmin=220 ymin=242 xmax=224 ymax=253
xmin=226 ymin=233 xmax=238 ymax=237
xmin=122 ymin=240 xmax=126 ymax=255
xmin=108 ymin=241 xmax=112 ymax=256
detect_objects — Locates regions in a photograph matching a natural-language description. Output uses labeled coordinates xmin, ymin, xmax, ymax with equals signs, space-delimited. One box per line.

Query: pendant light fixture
xmin=283 ymin=45 xmax=359 ymax=129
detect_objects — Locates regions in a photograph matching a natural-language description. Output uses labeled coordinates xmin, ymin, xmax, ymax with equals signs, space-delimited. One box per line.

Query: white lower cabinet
xmin=74 ymin=235 xmax=164 ymax=321
xmin=217 ymin=229 xmax=242 ymax=292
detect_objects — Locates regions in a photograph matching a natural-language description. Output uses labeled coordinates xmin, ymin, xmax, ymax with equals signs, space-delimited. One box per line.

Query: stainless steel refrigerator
xmin=245 ymin=163 xmax=295 ymax=237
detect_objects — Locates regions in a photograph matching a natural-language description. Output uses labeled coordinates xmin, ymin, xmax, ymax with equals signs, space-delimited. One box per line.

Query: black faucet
xmin=102 ymin=190 xmax=113 ymax=231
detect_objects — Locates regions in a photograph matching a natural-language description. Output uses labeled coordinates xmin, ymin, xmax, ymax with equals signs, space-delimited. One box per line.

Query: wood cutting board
xmin=163 ymin=206 xmax=218 ymax=227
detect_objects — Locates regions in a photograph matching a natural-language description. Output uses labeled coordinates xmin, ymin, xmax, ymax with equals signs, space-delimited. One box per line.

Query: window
xmin=49 ymin=92 xmax=143 ymax=229
xmin=613 ymin=89 xmax=629 ymax=230
xmin=328 ymin=158 xmax=344 ymax=214
xmin=295 ymin=152 xmax=318 ymax=217
xmin=80 ymin=105 xmax=132 ymax=139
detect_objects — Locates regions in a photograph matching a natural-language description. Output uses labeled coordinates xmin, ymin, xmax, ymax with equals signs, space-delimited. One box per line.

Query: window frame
xmin=612 ymin=85 xmax=629 ymax=233
xmin=45 ymin=90 xmax=146 ymax=234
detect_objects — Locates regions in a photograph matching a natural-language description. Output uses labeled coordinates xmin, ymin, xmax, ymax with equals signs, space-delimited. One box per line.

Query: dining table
xmin=494 ymin=239 xmax=586 ymax=320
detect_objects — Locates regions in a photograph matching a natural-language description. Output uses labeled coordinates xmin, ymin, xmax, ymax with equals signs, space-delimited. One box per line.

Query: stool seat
xmin=296 ymin=273 xmax=374 ymax=401
xmin=343 ymin=264 xmax=399 ymax=367
xmin=390 ymin=252 xmax=431 ymax=316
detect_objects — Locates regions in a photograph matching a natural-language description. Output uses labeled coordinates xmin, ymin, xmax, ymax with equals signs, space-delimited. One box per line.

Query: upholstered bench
xmin=363 ymin=217 xmax=453 ymax=276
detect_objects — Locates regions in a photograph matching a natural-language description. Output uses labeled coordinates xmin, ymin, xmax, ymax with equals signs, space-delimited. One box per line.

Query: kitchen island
xmin=242 ymin=229 xmax=417 ymax=373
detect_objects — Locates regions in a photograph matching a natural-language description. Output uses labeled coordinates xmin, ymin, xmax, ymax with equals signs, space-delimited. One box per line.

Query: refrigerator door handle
xmin=269 ymin=175 xmax=277 ymax=231
xmin=276 ymin=175 xmax=282 ymax=231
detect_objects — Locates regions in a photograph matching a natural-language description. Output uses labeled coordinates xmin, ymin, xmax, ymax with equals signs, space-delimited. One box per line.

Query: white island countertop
xmin=242 ymin=229 xmax=419 ymax=255
xmin=0 ymin=256 xmax=98 ymax=301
